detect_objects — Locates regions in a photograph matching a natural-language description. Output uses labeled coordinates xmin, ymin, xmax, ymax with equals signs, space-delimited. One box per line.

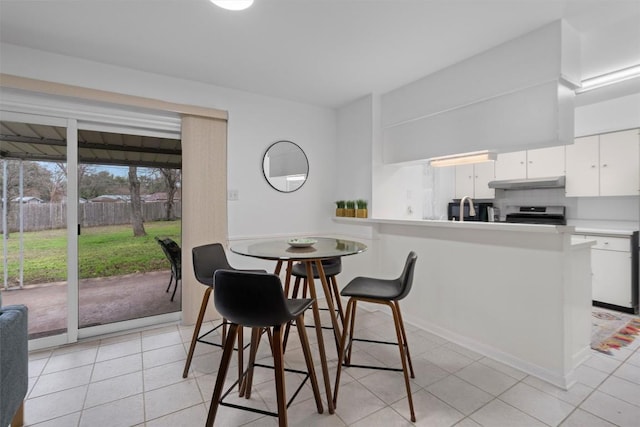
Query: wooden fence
xmin=1 ymin=201 xmax=182 ymax=232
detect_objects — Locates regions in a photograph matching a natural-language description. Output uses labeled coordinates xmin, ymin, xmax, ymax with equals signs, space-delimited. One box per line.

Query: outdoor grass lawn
xmin=1 ymin=220 xmax=181 ymax=285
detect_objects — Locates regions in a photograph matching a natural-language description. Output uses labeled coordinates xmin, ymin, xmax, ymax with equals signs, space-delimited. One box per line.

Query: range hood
xmin=488 ymin=176 xmax=566 ymax=190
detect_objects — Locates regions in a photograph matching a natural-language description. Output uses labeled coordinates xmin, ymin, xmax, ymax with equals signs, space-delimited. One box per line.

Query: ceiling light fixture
xmin=576 ymin=64 xmax=640 ymax=93
xmin=210 ymin=0 xmax=254 ymax=11
xmin=429 ymin=150 xmax=497 ymax=167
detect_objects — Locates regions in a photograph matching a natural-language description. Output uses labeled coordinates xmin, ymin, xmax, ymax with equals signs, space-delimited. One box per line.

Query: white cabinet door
xmin=591 ymin=249 xmax=633 ymax=308
xmin=455 ymin=164 xmax=474 ymax=199
xmin=566 ymin=135 xmax=599 ymax=197
xmin=495 ymin=151 xmax=526 ymax=180
xmin=599 ymin=129 xmax=640 ymax=196
xmin=527 ymin=146 xmax=565 ymax=178
xmin=474 ymin=161 xmax=495 ymax=199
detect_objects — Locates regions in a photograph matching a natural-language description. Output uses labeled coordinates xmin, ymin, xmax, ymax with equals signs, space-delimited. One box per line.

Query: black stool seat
xmin=206 ymin=270 xmax=323 ymax=427
xmin=340 ymin=276 xmax=404 ymax=300
xmin=291 ymin=257 xmax=342 ymax=278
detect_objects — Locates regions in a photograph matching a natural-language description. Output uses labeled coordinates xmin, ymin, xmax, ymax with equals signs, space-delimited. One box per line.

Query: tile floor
xmin=22 ymin=309 xmax=640 ymax=426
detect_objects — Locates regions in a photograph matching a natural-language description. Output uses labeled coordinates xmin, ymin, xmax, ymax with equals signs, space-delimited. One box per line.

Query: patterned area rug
xmin=592 ymin=308 xmax=640 ymax=355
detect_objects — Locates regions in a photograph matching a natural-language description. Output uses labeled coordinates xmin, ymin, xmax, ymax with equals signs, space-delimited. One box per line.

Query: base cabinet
xmin=592 ymin=248 xmax=632 ymax=308
xmin=576 ymin=232 xmax=639 ymax=313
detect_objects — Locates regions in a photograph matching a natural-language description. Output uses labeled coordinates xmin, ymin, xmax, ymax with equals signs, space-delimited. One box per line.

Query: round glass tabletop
xmin=231 ymin=237 xmax=367 ymax=261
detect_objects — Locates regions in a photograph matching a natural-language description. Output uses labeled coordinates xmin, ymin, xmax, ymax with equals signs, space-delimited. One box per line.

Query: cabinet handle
xmin=591 ymin=165 xmax=596 ymax=168
xmin=602 ymin=164 xmax=608 ymax=168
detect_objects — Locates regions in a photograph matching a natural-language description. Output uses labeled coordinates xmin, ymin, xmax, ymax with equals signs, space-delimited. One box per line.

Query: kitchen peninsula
xmin=334 ymin=217 xmax=593 ymax=389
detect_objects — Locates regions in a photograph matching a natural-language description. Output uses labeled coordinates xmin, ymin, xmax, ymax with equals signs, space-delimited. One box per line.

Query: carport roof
xmin=1 ymin=120 xmax=181 ymax=169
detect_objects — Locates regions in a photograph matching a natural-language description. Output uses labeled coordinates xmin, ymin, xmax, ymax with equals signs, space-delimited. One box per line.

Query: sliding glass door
xmin=1 ymin=112 xmax=72 ymax=347
xmin=76 ymin=123 xmax=182 ymax=337
xmin=1 ymin=108 xmax=182 ymax=349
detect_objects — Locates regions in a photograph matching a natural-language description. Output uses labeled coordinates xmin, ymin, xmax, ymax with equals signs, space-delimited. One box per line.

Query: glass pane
xmin=77 ymin=131 xmax=182 ymax=329
xmin=1 ymin=120 xmax=69 ymax=339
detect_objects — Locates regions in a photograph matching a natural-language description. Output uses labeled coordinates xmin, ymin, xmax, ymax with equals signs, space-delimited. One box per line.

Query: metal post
xmin=19 ymin=160 xmax=24 ymax=288
xmin=3 ymin=159 xmax=8 ymax=290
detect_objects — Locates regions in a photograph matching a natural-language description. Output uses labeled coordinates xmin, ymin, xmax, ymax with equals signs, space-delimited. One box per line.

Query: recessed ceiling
xmin=0 ymin=0 xmax=639 ymax=108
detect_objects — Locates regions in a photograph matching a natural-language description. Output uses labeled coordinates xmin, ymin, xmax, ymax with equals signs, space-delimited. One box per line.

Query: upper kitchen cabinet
xmin=600 ymin=129 xmax=640 ymax=196
xmin=565 ymin=136 xmax=599 ymax=196
xmin=566 ymin=129 xmax=639 ymax=197
xmin=495 ymin=151 xmax=526 ymax=180
xmin=494 ymin=146 xmax=565 ymax=180
xmin=455 ymin=162 xmax=495 ymax=199
xmin=527 ymin=146 xmax=565 ymax=178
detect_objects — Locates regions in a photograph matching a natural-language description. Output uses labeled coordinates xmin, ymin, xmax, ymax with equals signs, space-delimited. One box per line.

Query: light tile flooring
xmin=22 ymin=309 xmax=640 ymax=426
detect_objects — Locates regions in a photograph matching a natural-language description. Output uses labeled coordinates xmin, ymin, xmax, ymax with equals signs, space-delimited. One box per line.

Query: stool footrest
xmin=352 ymin=337 xmax=399 ymax=347
xmin=342 ymin=363 xmax=403 ymax=373
xmin=197 ymin=322 xmax=250 ymax=350
xmin=341 ymin=337 xmax=408 ymax=373
xmin=219 ymin=363 xmax=311 ymax=418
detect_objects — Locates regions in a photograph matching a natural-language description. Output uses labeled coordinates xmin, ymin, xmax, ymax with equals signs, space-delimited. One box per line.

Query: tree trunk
xmin=128 ymin=166 xmax=146 ymax=237
xmin=160 ymin=168 xmax=178 ymax=221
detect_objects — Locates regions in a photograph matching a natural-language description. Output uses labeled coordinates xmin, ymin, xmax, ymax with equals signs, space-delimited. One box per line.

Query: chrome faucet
xmin=459 ymin=196 xmax=475 ymax=222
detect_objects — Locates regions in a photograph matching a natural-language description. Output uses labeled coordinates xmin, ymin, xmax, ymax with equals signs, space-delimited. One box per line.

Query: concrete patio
xmin=1 ymin=270 xmax=181 ymax=339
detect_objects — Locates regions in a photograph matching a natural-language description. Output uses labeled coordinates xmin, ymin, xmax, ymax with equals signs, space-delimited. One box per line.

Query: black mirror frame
xmin=262 ymin=140 xmax=309 ymax=193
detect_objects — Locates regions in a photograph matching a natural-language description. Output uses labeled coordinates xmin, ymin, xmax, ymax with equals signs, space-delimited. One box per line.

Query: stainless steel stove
xmin=505 ymin=206 xmax=566 ymax=225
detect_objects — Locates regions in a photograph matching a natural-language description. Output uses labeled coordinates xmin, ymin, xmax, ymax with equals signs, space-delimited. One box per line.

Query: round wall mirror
xmin=262 ymin=140 xmax=309 ymax=192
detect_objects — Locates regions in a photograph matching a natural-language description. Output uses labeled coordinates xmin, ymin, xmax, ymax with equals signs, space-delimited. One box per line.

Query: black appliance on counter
xmin=447 ymin=202 xmax=493 ymax=222
xmin=505 ymin=206 xmax=567 ymax=225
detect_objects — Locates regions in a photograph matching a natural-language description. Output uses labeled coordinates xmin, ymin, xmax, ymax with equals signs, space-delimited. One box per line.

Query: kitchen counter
xmin=335 ymin=216 xmax=575 ymax=234
xmin=569 ymin=219 xmax=639 ymax=236
xmin=573 ymin=227 xmax=638 ymax=237
xmin=333 ymin=215 xmax=591 ymax=390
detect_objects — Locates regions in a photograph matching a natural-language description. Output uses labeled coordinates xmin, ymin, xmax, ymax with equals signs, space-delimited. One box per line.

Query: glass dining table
xmin=231 ymin=237 xmax=367 ymax=414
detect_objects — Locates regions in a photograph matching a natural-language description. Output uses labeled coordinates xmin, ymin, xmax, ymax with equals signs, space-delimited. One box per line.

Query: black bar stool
xmin=333 ymin=252 xmax=418 ymax=422
xmin=206 ymin=270 xmax=323 ymax=427
xmin=182 ymin=243 xmax=265 ymax=380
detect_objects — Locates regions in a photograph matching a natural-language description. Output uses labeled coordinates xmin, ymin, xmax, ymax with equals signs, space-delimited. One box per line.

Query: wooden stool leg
xmin=271 ymin=325 xmax=288 ymax=427
xmin=282 ymin=277 xmax=303 ymax=351
xmin=296 ymin=313 xmax=324 ymax=414
xmin=394 ymin=301 xmax=415 ymax=378
xmin=346 ymin=299 xmax=358 ymax=364
xmin=388 ymin=301 xmax=416 ymax=422
xmin=11 ymin=401 xmax=24 ymax=427
xmin=333 ymin=298 xmax=354 ymax=407
xmin=183 ymin=286 xmax=212 ymax=378
xmin=237 ymin=326 xmax=244 ymax=391
xmin=330 ymin=276 xmax=345 ymax=323
xmin=205 ymin=324 xmax=239 ymax=427
xmin=241 ymin=327 xmax=262 ymax=399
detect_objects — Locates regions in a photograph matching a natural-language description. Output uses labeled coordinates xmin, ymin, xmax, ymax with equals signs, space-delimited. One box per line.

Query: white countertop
xmin=569 ymin=220 xmax=638 ymax=237
xmin=334 ymin=216 xmax=573 ymax=234
xmin=335 ymin=217 xmax=640 ymax=237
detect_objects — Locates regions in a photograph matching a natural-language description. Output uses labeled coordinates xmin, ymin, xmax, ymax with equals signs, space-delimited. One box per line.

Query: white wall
xmin=335 ymin=95 xmax=373 ymax=203
xmin=0 ymin=43 xmax=338 ymax=252
xmin=575 ymin=92 xmax=640 ymax=137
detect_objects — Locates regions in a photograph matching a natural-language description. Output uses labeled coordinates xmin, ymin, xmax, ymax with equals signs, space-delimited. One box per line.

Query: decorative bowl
xmin=287 ymin=238 xmax=317 ymax=248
